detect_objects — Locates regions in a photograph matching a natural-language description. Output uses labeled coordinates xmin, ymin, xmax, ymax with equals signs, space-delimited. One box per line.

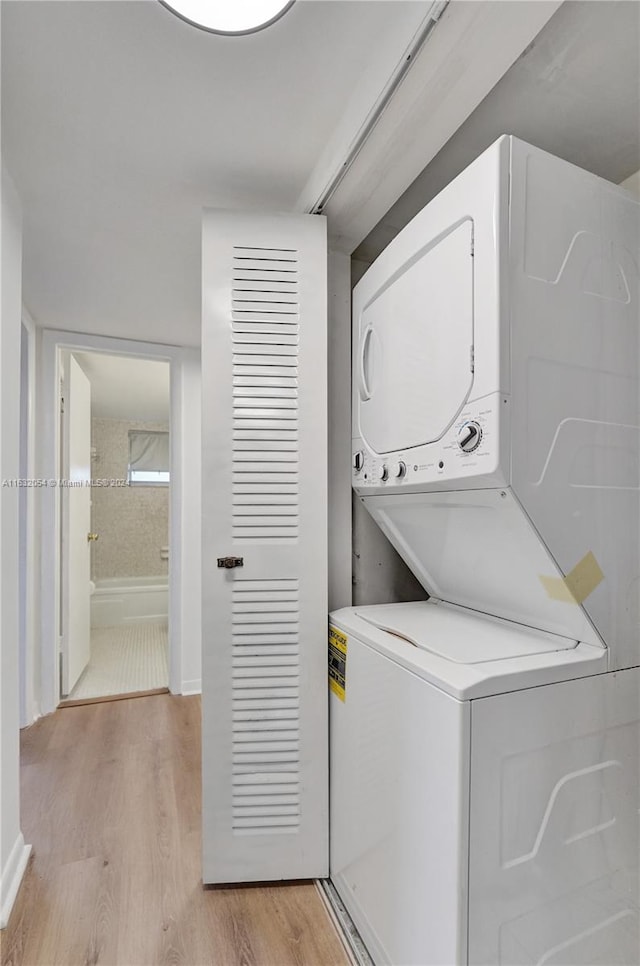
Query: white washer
xmin=332 ymin=137 xmax=640 ymax=965
xmin=330 ymin=602 xmax=639 ymax=966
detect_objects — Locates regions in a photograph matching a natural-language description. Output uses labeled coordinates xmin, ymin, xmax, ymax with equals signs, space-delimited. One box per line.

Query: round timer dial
xmin=457 ymin=421 xmax=482 ymax=453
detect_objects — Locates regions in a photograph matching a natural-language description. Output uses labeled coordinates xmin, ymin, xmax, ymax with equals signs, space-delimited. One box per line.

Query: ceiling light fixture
xmin=160 ymin=0 xmax=295 ymax=36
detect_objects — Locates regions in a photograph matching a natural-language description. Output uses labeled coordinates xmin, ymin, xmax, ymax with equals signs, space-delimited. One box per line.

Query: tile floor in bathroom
xmin=67 ymin=621 xmax=169 ymax=701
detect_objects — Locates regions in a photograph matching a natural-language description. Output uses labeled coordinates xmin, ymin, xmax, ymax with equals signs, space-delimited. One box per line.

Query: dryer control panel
xmin=352 ymin=393 xmax=509 ymax=494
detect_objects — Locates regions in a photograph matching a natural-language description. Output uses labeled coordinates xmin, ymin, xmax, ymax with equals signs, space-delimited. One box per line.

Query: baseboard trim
xmin=181 ymin=679 xmax=201 ymax=695
xmin=0 ymin=833 xmax=32 ymax=929
xmin=20 ymin=708 xmax=42 ymax=731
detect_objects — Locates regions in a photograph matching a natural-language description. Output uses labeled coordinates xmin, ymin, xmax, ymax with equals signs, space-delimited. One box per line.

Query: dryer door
xmin=357 ymin=219 xmax=475 ymax=455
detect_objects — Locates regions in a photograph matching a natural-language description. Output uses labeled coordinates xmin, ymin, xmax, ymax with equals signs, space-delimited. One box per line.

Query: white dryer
xmin=351 ymin=135 xmax=639 ymax=669
xmin=330 ymin=137 xmax=640 ymax=965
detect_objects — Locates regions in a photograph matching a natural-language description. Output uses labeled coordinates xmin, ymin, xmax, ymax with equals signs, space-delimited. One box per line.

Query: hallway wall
xmin=0 ymin=164 xmax=31 ymax=926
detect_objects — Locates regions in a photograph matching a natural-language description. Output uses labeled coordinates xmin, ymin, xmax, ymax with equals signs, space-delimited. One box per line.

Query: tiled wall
xmin=90 ymin=418 xmax=169 ymax=580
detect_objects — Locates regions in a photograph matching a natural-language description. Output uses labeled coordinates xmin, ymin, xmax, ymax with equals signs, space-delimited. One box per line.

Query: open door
xmin=201 ymin=211 xmax=328 ymax=883
xmin=61 ymin=353 xmax=92 ymax=696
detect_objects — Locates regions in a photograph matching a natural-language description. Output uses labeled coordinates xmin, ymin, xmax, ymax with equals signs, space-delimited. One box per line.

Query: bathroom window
xmin=128 ymin=430 xmax=170 ymax=485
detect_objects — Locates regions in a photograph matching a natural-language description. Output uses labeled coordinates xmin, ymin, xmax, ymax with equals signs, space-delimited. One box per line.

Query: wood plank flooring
xmin=1 ymin=695 xmax=349 ymax=966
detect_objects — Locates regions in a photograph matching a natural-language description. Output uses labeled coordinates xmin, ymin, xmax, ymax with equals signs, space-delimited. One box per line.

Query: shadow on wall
xmin=352 ymin=495 xmax=428 ymax=606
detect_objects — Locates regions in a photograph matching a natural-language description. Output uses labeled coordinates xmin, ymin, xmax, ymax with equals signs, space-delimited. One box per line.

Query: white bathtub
xmin=90 ymin=575 xmax=168 ymax=628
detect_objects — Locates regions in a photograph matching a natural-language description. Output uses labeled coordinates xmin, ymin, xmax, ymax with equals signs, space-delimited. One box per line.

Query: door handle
xmin=359 ymin=325 xmax=374 ymax=401
xmin=217 ymin=556 xmax=244 ymax=569
xmin=87 ymin=532 xmax=99 ymax=542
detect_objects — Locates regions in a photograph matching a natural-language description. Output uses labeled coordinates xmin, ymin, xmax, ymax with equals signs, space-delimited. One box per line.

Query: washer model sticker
xmin=329 ymin=625 xmax=347 ymax=701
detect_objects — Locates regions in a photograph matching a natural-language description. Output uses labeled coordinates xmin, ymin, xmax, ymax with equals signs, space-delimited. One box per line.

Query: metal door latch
xmin=217 ymin=556 xmax=244 ymax=569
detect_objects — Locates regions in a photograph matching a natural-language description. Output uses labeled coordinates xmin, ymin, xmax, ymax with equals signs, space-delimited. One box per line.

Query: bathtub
xmin=90 ymin=575 xmax=168 ymax=628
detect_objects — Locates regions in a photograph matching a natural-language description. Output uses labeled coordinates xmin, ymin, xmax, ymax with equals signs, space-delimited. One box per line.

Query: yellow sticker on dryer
xmin=329 ymin=625 xmax=347 ymax=701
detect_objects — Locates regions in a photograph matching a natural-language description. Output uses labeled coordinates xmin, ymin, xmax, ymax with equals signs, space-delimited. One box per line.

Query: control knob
xmin=391 ymin=460 xmax=407 ymax=479
xmin=457 ymin=421 xmax=482 ymax=453
xmin=377 ymin=464 xmax=389 ymax=482
xmin=353 ymin=451 xmax=364 ymax=472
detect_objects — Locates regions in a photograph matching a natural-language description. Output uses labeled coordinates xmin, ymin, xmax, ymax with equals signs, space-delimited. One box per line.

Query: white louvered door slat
xmin=201 ymin=212 xmax=328 ymax=883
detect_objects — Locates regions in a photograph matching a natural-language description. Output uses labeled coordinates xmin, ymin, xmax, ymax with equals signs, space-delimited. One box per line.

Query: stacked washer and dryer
xmin=329 ymin=136 xmax=640 ymax=965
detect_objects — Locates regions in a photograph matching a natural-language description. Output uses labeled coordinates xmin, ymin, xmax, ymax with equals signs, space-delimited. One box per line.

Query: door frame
xmin=18 ymin=311 xmax=38 ymax=727
xmin=40 ymin=328 xmax=201 ymax=714
xmin=59 ymin=352 xmax=92 ymax=697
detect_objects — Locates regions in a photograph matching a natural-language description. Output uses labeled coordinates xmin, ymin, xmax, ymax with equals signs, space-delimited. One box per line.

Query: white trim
xmin=39 ymin=329 xmax=200 ymax=713
xmin=0 ymin=833 xmax=32 ymax=929
xmin=169 ymin=357 xmax=183 ymax=696
xmin=181 ymin=679 xmax=201 ymax=696
xmin=308 ymin=0 xmax=562 ymax=252
xmin=315 ymin=879 xmax=367 ymax=966
xmin=174 ymin=348 xmax=202 ymax=698
xmin=19 ymin=309 xmax=39 ymax=726
xmin=327 ymin=251 xmax=353 ymax=612
xmin=308 ymin=2 xmax=448 ymax=216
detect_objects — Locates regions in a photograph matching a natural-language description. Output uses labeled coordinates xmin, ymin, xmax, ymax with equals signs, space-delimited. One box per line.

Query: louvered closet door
xmin=201 ymin=210 xmax=328 ymax=883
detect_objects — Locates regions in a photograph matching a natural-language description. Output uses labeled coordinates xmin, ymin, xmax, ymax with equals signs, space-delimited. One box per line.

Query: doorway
xmin=38 ymin=329 xmax=201 ymax=718
xmin=58 ymin=349 xmax=172 ymax=703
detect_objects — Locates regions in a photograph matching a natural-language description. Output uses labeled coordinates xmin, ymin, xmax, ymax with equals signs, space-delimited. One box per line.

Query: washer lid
xmin=356 ymin=601 xmax=578 ymax=665
xmin=357 ymin=219 xmax=474 ymax=455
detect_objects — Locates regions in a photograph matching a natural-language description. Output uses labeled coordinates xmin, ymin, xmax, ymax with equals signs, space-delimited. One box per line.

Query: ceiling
xmin=6 ymin=2 xmax=634 ymax=347
xmin=74 ymin=351 xmax=170 ymax=421
xmin=354 ymin=0 xmax=640 ymax=266
xmin=1 ymin=0 xmax=431 ymax=347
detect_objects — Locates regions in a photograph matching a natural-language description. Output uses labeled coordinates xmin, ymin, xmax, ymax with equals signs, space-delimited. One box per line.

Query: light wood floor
xmin=1 ymin=694 xmax=349 ymax=966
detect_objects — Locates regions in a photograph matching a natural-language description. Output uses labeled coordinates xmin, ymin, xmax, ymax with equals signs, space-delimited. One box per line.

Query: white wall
xmin=1 ymin=166 xmax=31 ymax=928
xmin=621 ymin=170 xmax=640 ymax=198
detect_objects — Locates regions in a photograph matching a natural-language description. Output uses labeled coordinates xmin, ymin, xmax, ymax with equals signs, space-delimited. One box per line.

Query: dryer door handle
xmin=359 ymin=325 xmax=374 ymax=402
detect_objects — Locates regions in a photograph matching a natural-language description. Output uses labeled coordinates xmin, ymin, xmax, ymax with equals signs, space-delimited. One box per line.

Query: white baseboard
xmin=181 ymin=679 xmax=201 ymax=695
xmin=0 ymin=833 xmax=32 ymax=929
xmin=20 ymin=708 xmax=41 ymax=730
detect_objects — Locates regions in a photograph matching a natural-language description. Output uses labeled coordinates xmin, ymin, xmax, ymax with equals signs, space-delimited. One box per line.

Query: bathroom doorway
xmin=58 ymin=350 xmax=171 ymax=704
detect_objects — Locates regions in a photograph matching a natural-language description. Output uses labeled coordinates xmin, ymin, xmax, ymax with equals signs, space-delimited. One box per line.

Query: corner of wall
xmin=1 ymin=163 xmax=31 ymax=929
xmin=180 ymin=679 xmax=202 ymax=696
xmin=620 ymin=170 xmax=640 ymax=199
